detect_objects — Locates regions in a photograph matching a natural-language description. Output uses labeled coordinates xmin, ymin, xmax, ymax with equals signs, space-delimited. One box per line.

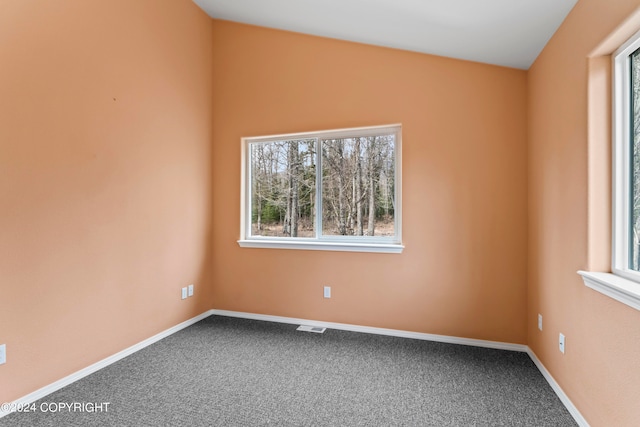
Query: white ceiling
xmin=193 ymin=0 xmax=578 ymax=69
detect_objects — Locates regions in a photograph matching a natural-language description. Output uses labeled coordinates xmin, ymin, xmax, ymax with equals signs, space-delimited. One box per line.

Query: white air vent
xmin=297 ymin=325 xmax=326 ymax=333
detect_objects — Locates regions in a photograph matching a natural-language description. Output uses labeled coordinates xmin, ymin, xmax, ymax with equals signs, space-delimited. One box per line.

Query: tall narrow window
xmin=613 ymin=30 xmax=640 ymax=281
xmin=577 ymin=29 xmax=640 ymax=312
xmin=240 ymin=125 xmax=403 ymax=253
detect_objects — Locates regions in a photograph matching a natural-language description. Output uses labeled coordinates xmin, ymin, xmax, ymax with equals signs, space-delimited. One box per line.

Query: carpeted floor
xmin=1 ymin=315 xmax=576 ymax=426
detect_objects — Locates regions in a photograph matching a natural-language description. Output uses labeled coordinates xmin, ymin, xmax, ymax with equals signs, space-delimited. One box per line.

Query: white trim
xmin=0 ymin=310 xmax=214 ymax=419
xmin=394 ymin=129 xmax=403 ymax=242
xmin=243 ymin=124 xmax=401 ymax=145
xmin=211 ymin=309 xmax=527 ymax=352
xmin=526 ymin=349 xmax=590 ymax=427
xmin=612 ymin=29 xmax=633 ymax=276
xmin=578 ymin=270 xmax=640 ymax=311
xmin=240 ymin=133 xmax=248 ymax=242
xmin=316 ymin=133 xmax=324 ymax=240
xmin=237 ymin=239 xmax=404 ymax=253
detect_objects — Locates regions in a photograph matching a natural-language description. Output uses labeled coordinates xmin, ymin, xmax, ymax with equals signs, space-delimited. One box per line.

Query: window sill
xmin=577 ymin=270 xmax=640 ymax=311
xmin=237 ymin=240 xmax=404 ymax=254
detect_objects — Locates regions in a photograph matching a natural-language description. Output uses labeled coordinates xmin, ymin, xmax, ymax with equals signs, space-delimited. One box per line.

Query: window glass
xmin=321 ymin=135 xmax=396 ymax=237
xmin=250 ymin=139 xmax=316 ymax=238
xmin=630 ymin=47 xmax=640 ymax=270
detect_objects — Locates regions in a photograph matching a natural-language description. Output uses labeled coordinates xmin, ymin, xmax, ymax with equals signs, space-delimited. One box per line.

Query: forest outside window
xmin=238 ymin=125 xmax=403 ymax=253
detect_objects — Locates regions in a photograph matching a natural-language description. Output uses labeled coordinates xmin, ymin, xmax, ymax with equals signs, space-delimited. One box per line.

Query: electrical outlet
xmin=181 ymin=287 xmax=188 ymax=300
xmin=0 ymin=344 xmax=6 ymax=365
xmin=538 ymin=314 xmax=543 ymax=331
xmin=323 ymin=286 xmax=331 ymax=298
xmin=559 ymin=333 xmax=565 ymax=354
xmin=188 ymin=284 xmax=194 ymax=297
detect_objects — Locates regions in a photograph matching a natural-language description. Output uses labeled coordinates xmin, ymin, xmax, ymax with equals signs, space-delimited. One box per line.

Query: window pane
xmin=250 ymin=139 xmax=316 ymax=237
xmin=631 ymin=48 xmax=640 ymax=270
xmin=321 ymin=135 xmax=395 ymax=237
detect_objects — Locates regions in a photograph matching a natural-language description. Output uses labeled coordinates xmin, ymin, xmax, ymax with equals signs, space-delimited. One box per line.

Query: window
xmin=578 ymin=30 xmax=640 ymax=311
xmin=238 ymin=124 xmax=403 ymax=253
xmin=613 ymin=31 xmax=640 ymax=281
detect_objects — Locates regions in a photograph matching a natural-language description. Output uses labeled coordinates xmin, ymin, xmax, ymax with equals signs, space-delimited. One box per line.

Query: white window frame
xmin=578 ymin=30 xmax=640 ymax=311
xmin=612 ymin=30 xmax=640 ymax=282
xmin=238 ymin=124 xmax=403 ymax=253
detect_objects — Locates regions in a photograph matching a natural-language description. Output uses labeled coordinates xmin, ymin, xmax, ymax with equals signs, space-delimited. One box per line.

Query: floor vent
xmin=297 ymin=325 xmax=326 ymax=333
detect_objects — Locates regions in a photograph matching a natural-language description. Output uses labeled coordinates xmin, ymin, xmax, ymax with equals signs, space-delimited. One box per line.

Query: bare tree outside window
xmin=245 ymin=126 xmax=399 ymax=242
xmin=250 ymin=139 xmax=315 ymax=237
xmin=321 ymin=135 xmax=395 ymax=237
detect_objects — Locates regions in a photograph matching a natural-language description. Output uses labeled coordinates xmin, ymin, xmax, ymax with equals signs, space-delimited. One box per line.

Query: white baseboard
xmin=0 ymin=310 xmax=214 ymax=419
xmin=211 ymin=309 xmax=529 ymax=352
xmin=526 ymin=349 xmax=590 ymax=427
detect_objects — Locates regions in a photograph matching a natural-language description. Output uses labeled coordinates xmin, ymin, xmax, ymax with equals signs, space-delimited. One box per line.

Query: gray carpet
xmin=1 ymin=315 xmax=576 ymax=426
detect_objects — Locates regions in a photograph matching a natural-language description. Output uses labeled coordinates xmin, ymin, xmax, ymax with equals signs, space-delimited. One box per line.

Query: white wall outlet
xmin=181 ymin=287 xmax=188 ymax=300
xmin=559 ymin=333 xmax=565 ymax=354
xmin=0 ymin=344 xmax=6 ymax=365
xmin=538 ymin=314 xmax=543 ymax=331
xmin=323 ymin=286 xmax=331 ymax=298
xmin=188 ymin=284 xmax=194 ymax=297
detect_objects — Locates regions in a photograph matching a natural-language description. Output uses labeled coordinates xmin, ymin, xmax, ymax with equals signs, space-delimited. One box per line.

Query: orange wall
xmin=0 ymin=0 xmax=214 ymax=403
xmin=211 ymin=21 xmax=528 ymax=343
xmin=528 ymin=0 xmax=640 ymax=425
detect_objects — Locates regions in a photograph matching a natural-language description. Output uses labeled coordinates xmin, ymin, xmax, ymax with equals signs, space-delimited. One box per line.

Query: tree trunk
xmin=367 ymin=165 xmax=375 ymax=236
xmin=355 ymin=137 xmax=363 ymax=236
xmin=282 ymin=141 xmax=300 ymax=237
xmin=336 ymin=141 xmax=347 ymax=235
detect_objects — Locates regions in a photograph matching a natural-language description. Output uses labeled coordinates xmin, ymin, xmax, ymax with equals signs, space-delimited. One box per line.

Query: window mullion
xmin=316 ymin=138 xmax=322 ymax=240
